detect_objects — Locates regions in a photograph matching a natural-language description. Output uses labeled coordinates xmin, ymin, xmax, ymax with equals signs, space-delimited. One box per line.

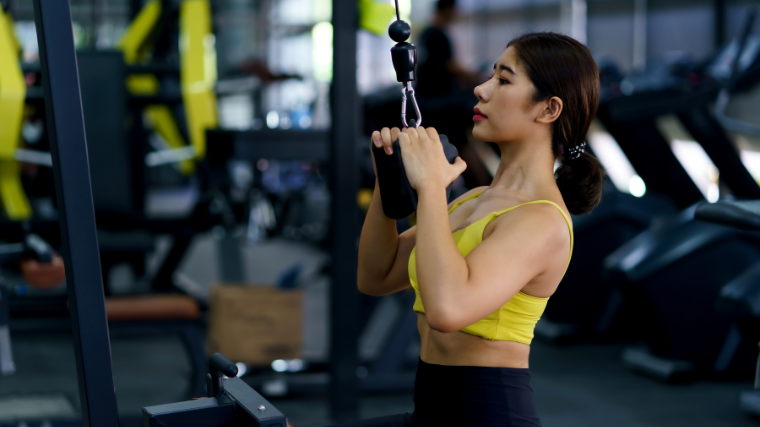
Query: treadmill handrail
xmin=714 ymin=8 xmax=760 ymax=139
xmin=715 ymin=89 xmax=760 ymax=139
xmin=695 ymin=200 xmax=760 ymax=231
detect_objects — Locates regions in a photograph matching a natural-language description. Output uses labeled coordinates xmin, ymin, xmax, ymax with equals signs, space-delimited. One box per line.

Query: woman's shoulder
xmin=488 ymin=198 xmax=572 ymax=245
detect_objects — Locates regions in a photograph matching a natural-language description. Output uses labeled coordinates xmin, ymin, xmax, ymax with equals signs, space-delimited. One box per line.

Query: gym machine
xmin=695 ymin=200 xmax=760 ymax=417
xmin=10 ymin=0 xmax=371 ymax=423
xmin=0 ymin=3 xmax=227 ymax=295
xmin=119 ymin=0 xmax=217 ymax=174
xmin=601 ymin=8 xmax=760 ymax=381
xmin=0 ymin=2 xmax=52 ymax=221
xmin=0 ymin=233 xmax=65 ymax=378
xmin=26 ymin=0 xmax=290 ymax=425
xmin=143 ymin=353 xmax=287 ymax=426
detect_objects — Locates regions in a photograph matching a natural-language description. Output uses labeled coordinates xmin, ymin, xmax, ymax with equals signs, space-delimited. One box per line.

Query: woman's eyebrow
xmin=493 ymin=63 xmax=517 ymax=76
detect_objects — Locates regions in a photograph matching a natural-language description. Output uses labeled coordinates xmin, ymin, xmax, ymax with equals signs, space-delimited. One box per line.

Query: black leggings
xmin=332 ymin=359 xmax=541 ymax=427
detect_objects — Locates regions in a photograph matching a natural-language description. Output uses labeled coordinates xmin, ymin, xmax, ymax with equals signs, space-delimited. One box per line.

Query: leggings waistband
xmin=413 ymin=358 xmax=541 ymax=427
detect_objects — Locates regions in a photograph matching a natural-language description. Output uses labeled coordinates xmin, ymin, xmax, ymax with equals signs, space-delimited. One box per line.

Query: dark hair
xmin=507 ymin=32 xmax=605 ymax=215
xmin=436 ymin=0 xmax=456 ymax=12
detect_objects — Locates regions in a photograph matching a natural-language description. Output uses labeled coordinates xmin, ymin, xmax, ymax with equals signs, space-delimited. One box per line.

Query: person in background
xmin=416 ymin=0 xmax=492 ymax=189
xmin=417 ymin=0 xmax=482 ymax=96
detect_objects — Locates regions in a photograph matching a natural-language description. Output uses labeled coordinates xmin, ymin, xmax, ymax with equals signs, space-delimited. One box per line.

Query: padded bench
xmin=104 ymin=294 xmax=206 ymax=399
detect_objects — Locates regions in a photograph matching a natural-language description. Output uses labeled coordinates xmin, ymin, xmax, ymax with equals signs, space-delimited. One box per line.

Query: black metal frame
xmin=330 ymin=0 xmax=361 ymax=420
xmin=143 ymin=377 xmax=287 ymax=426
xmin=32 ymin=0 xmax=120 ymax=425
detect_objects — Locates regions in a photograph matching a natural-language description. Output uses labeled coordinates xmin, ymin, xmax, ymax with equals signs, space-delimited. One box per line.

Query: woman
xmin=354 ymin=32 xmax=605 ymax=426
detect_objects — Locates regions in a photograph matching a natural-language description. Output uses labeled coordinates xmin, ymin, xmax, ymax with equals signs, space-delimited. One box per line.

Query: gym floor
xmin=1 ymin=235 xmax=756 ymax=426
xmin=2 ymin=334 xmax=755 ymax=426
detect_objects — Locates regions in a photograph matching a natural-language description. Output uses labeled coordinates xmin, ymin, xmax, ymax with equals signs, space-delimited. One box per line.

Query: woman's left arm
xmin=414 ymin=198 xmax=569 ymax=332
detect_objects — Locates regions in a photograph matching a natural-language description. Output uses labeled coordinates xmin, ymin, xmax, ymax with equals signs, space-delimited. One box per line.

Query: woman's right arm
xmin=358 ymin=127 xmax=417 ymax=296
xmin=357 ymin=178 xmax=417 ymax=297
xmin=357 ymin=127 xmax=483 ymax=296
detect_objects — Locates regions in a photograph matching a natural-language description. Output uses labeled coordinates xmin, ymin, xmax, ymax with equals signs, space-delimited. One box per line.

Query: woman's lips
xmin=473 ymin=107 xmax=487 ymax=121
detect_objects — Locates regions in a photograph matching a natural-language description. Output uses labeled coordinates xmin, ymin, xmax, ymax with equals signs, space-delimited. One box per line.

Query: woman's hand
xmin=371 ymin=126 xmax=466 ymax=191
xmin=397 ymin=126 xmax=467 ymax=191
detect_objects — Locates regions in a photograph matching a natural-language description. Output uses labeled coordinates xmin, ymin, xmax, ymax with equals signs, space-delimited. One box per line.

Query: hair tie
xmin=567 ymin=142 xmax=586 ymax=160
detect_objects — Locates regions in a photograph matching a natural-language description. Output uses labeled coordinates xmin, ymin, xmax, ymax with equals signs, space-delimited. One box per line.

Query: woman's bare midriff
xmin=417 ymin=313 xmax=531 ymax=368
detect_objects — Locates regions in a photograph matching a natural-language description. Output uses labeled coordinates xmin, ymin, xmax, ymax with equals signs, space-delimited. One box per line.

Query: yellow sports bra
xmin=408 ymin=190 xmax=573 ymax=344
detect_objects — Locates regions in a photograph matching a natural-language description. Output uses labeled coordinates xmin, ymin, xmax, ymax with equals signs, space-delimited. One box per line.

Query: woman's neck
xmin=488 ymin=135 xmax=557 ymax=198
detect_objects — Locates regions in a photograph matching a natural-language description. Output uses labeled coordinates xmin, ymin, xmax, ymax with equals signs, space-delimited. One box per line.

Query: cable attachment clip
xmin=401 ymin=82 xmax=422 ymax=128
xmin=389 ymin=7 xmax=421 ymax=128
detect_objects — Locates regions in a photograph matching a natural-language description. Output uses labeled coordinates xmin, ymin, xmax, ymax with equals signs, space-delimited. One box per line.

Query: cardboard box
xmin=208 ymin=283 xmax=303 ymax=365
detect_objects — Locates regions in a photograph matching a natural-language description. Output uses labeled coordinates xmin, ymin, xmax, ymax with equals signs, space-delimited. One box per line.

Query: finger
xmin=402 ymin=126 xmax=419 ymax=144
xmin=425 ymin=127 xmax=440 ymax=142
xmin=391 ymin=127 xmax=401 ymax=142
xmin=453 ymin=157 xmax=468 ymax=174
xmin=397 ymin=132 xmax=411 ymax=149
xmin=371 ymin=131 xmax=382 ymax=148
xmin=380 ymin=127 xmax=394 ymax=154
xmin=415 ymin=126 xmax=430 ymax=143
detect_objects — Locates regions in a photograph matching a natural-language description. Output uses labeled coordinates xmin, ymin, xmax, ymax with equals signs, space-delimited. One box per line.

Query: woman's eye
xmin=499 ymin=78 xmax=510 ymax=85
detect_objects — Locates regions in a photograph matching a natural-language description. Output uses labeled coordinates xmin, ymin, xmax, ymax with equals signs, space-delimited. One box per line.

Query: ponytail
xmin=555 ymin=151 xmax=606 ymax=215
xmin=509 ymin=32 xmax=605 ymax=215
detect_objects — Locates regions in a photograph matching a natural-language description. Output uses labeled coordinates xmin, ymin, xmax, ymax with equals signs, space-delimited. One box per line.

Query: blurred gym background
xmin=1 ymin=0 xmax=760 ymax=426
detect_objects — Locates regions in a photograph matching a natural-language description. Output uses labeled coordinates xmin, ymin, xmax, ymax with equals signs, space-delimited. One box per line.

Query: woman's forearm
xmin=357 ymin=180 xmax=402 ymax=293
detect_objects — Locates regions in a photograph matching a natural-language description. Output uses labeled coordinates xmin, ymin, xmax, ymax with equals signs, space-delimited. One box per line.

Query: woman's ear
xmin=537 ymin=96 xmax=563 ymax=124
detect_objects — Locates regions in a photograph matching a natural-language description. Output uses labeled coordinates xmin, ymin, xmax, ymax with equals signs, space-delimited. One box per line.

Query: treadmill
xmin=601 ymin=10 xmax=760 ymax=381
xmin=696 ymin=201 xmax=760 ymax=417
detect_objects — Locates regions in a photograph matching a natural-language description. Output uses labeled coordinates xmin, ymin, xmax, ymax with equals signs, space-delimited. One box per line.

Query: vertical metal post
xmin=560 ymin=0 xmax=587 ymax=44
xmin=330 ymin=0 xmax=360 ymax=421
xmin=714 ymin=0 xmax=726 ymax=49
xmin=33 ymin=1 xmax=120 ymax=426
xmin=632 ymin=0 xmax=647 ymax=70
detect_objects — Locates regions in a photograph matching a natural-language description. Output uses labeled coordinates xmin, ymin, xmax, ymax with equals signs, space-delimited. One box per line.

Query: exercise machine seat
xmin=104 ymin=294 xmax=200 ymax=322
xmin=19 ymin=254 xmax=65 ymax=289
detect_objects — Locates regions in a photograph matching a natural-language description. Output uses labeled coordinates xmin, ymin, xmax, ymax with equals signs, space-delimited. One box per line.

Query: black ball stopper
xmin=388 ymin=20 xmax=411 ymax=43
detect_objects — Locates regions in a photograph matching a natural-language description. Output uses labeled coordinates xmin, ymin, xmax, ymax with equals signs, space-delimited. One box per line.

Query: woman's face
xmin=472 ymin=47 xmax=544 ymax=143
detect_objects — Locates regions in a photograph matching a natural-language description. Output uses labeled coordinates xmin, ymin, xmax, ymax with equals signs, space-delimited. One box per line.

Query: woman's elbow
xmin=357 ymin=279 xmax=383 ymax=297
xmin=425 ymin=309 xmax=462 ymax=333
xmin=356 ymin=279 xmax=372 ymax=295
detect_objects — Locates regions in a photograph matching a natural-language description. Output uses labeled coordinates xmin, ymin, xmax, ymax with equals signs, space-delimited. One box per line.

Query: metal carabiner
xmin=400 ymin=82 xmax=422 ymax=128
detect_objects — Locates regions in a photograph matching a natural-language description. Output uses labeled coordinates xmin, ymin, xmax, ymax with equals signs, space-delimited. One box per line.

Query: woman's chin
xmin=471 ymin=125 xmax=488 ymax=141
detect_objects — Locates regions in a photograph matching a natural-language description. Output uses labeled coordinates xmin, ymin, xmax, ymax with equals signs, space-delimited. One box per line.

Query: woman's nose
xmin=474 ymin=80 xmax=490 ymax=102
